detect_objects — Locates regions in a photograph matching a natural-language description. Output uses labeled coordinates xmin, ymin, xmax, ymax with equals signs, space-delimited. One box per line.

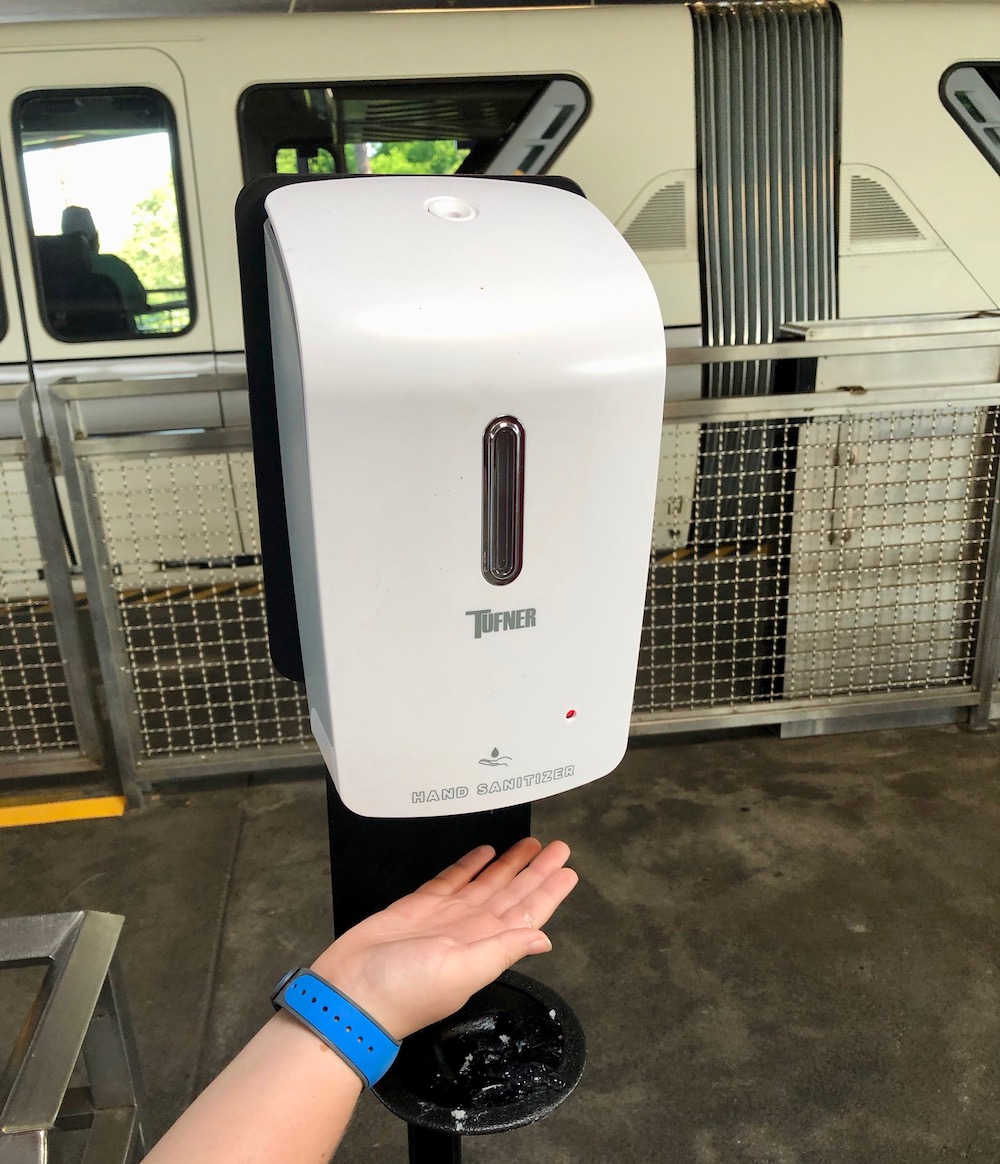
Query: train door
xmin=0 ymin=46 xmax=235 ymax=567
xmin=0 ymin=127 xmax=110 ymax=787
xmin=0 ymin=47 xmax=252 ymax=796
xmin=0 ymin=160 xmax=30 ymax=393
xmin=0 ymin=46 xmax=214 ymax=390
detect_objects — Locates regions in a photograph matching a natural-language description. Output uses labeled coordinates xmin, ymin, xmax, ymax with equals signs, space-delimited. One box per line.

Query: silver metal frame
xmin=642 ymin=362 xmax=1000 ymax=734
xmin=42 ymin=348 xmax=1000 ymax=789
xmin=666 ymin=323 xmax=1000 ymax=367
xmin=631 ymin=688 xmax=977 ymax=736
xmin=0 ymin=911 xmax=147 ymax=1164
xmin=17 ymin=391 xmax=103 ymax=766
xmin=49 ymin=377 xmax=319 ymax=795
xmin=970 ymin=409 xmax=1000 ymax=730
xmin=0 ymin=385 xmax=103 ymax=783
xmin=48 ymin=387 xmax=147 ymax=804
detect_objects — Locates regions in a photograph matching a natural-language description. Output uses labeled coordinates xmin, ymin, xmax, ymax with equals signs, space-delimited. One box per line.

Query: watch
xmin=271 ymin=967 xmax=400 ymax=1087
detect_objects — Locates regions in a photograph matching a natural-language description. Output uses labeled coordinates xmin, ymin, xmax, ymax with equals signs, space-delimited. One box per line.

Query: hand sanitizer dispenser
xmin=258 ymin=175 xmax=664 ymax=817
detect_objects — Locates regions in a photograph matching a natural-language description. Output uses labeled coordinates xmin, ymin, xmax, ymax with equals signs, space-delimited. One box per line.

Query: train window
xmin=238 ymin=76 xmax=589 ymax=182
xmin=14 ymin=88 xmax=194 ymax=342
xmin=941 ymin=64 xmax=1000 ymax=177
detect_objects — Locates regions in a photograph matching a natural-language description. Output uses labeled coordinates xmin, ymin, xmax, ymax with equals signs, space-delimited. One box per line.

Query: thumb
xmin=459 ymin=928 xmax=553 ymax=987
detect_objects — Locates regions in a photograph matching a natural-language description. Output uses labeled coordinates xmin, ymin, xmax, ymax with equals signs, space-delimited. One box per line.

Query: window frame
xmin=12 ymin=84 xmax=197 ymax=343
xmin=236 ymin=73 xmax=591 ymax=185
xmin=940 ymin=62 xmax=1000 ymax=180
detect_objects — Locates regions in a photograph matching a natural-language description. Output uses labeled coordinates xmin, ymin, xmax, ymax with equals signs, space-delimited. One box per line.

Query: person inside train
xmin=61 ymin=205 xmax=149 ymax=318
xmin=142 ymin=837 xmax=577 ymax=1164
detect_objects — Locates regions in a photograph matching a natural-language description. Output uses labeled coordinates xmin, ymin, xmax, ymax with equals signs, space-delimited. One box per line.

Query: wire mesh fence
xmin=0 ymin=454 xmax=80 ymax=757
xmin=79 ymin=448 xmax=313 ymax=761
xmin=34 ymin=373 xmax=1000 ymax=789
xmin=635 ymin=403 xmax=999 ymax=718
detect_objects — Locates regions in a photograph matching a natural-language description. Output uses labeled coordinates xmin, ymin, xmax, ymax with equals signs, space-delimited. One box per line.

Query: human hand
xmin=310 ymin=837 xmax=577 ymax=1041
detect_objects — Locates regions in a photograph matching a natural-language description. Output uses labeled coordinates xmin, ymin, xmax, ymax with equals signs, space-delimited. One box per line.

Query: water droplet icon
xmin=491 ymin=747 xmax=499 ymax=758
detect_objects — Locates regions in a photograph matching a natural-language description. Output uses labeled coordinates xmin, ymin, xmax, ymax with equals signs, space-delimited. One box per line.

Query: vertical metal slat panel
xmin=660 ymin=0 xmax=842 ymax=713
xmin=692 ymin=0 xmax=840 ymax=374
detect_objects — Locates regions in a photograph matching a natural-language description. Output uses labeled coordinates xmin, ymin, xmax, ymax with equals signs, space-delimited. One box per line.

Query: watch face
xmin=271 ymin=967 xmax=303 ymax=1009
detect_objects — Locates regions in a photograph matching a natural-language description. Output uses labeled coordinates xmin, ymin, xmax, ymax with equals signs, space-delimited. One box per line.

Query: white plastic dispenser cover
xmin=264 ymin=177 xmax=666 ymax=817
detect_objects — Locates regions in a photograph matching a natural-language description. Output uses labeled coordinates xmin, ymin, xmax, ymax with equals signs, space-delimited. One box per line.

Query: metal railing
xmin=49 ymin=379 xmax=316 ymax=801
xmin=635 ymin=384 xmax=1000 ymax=734
xmin=0 ymin=911 xmax=147 ymax=1162
xmin=0 ymin=321 xmax=990 ymax=799
xmin=0 ymin=386 xmax=102 ymax=785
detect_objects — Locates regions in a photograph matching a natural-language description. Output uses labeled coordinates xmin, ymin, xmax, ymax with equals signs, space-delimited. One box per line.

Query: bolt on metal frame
xmin=0 ymin=910 xmax=147 ymax=1164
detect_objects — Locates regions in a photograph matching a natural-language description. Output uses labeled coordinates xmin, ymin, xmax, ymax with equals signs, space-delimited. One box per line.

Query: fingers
xmin=500 ymin=866 xmax=579 ymax=931
xmin=486 ymin=840 xmax=572 ymax=917
xmin=418 ymin=844 xmax=496 ymax=897
xmin=459 ymin=837 xmax=543 ymax=905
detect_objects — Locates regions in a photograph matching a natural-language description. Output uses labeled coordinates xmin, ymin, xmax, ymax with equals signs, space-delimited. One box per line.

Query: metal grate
xmin=0 ymin=457 xmax=79 ymax=755
xmin=849 ymin=175 xmax=923 ymax=244
xmin=692 ymin=0 xmax=840 ymax=385
xmin=623 ymin=182 xmax=687 ymax=251
xmin=635 ymin=405 xmax=999 ymax=714
xmin=83 ymin=450 xmax=312 ymax=758
xmin=691 ymin=0 xmax=841 ymax=552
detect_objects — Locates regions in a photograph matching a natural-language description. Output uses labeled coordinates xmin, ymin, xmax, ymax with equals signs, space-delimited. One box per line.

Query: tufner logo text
xmin=466 ymin=607 xmax=536 ymax=639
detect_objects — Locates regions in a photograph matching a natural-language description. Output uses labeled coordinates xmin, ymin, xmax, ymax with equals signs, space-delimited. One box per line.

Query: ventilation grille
xmin=692 ymin=0 xmax=840 ymax=547
xmin=623 ymin=182 xmax=686 ymax=251
xmin=850 ymin=175 xmax=924 ymax=243
xmin=693 ymin=0 xmax=841 ymax=379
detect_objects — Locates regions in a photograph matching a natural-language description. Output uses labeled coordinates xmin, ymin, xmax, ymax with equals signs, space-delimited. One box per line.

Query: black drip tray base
xmin=374 ymin=970 xmax=586 ymax=1136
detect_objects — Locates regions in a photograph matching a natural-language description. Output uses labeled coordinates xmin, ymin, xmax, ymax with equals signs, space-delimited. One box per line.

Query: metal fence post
xmin=48 ymin=385 xmax=146 ymax=806
xmin=17 ymin=388 xmax=105 ymax=770
xmin=46 ymin=377 xmax=317 ymax=792
xmin=969 ymin=416 xmax=1000 ymax=730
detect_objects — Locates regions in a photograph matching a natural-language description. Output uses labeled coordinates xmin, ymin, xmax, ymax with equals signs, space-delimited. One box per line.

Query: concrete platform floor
xmin=3 ymin=724 xmax=1000 ymax=1162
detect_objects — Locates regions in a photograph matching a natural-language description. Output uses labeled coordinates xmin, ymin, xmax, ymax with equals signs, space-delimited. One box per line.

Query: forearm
xmin=142 ymin=839 xmax=576 ymax=1164
xmin=144 ymin=1010 xmax=363 ymax=1164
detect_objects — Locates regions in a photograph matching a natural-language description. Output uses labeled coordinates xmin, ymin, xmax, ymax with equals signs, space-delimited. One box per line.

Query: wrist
xmin=308 ymin=949 xmax=407 ymax=1042
xmin=273 ymin=967 xmax=401 ymax=1087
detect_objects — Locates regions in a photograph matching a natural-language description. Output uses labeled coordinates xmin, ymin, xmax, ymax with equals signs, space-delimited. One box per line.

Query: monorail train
xmin=0 ymin=2 xmax=997 ymax=397
xmin=3 ymin=0 xmax=1000 ymax=788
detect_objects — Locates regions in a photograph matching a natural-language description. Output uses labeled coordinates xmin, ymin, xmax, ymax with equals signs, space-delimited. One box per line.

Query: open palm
xmin=311 ymin=838 xmax=578 ymax=1040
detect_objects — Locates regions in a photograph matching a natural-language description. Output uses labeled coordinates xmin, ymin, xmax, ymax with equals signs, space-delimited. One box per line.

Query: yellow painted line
xmin=140 ymin=584 xmax=192 ymax=605
xmin=708 ymin=544 xmax=737 ymax=559
xmin=655 ymin=546 xmax=694 ymax=564
xmin=0 ymin=795 xmax=126 ymax=829
xmin=190 ymin=582 xmax=237 ymax=602
xmin=655 ymin=541 xmax=788 ymax=564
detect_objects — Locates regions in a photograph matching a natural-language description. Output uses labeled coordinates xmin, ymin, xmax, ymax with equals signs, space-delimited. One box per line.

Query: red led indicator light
xmin=566 ymin=710 xmax=577 ymax=719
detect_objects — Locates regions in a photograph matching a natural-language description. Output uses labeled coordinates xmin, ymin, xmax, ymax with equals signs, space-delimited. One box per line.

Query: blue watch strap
xmin=272 ymin=968 xmax=400 ymax=1087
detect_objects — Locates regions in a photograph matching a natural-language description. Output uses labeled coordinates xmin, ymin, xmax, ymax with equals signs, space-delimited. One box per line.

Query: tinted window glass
xmin=15 ymin=88 xmax=193 ymax=342
xmin=239 ymin=77 xmax=589 ymax=181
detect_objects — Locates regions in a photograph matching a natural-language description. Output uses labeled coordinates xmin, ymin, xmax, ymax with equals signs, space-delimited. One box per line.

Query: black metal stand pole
xmin=325 ymin=779 xmax=530 ymax=936
xmin=407 ymin=1126 xmax=463 ymax=1164
xmin=325 ymin=780 xmax=531 ymax=1163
